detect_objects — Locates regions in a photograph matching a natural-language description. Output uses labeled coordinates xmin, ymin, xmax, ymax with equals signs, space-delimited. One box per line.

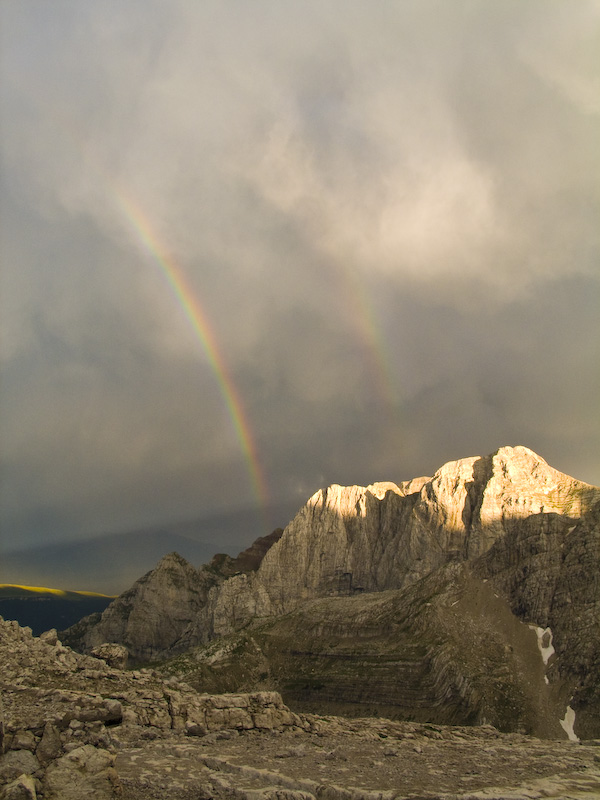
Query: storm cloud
xmin=1 ymin=0 xmax=599 ymax=555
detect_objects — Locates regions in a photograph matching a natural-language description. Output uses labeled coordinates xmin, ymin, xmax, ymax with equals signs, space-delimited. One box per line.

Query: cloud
xmin=6 ymin=1 xmax=598 ymax=299
xmin=518 ymin=0 xmax=600 ymax=116
xmin=1 ymin=1 xmax=598 ymax=556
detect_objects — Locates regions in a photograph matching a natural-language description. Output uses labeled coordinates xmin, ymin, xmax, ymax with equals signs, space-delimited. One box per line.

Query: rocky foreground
xmin=2 ymin=617 xmax=600 ymax=800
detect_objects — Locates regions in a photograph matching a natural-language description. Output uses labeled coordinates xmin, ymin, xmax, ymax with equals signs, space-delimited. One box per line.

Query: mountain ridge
xmin=63 ymin=445 xmax=600 ymax=737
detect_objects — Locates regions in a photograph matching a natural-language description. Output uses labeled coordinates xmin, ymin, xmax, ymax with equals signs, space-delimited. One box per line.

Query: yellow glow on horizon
xmin=0 ymin=584 xmax=116 ymax=598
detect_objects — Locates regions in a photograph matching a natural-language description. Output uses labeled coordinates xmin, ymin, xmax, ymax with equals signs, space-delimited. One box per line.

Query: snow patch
xmin=530 ymin=625 xmax=555 ymax=666
xmin=559 ymin=705 xmax=579 ymax=742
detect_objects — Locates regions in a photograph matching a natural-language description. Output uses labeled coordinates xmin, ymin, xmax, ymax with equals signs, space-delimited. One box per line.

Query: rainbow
xmin=114 ymin=191 xmax=270 ymax=515
xmin=340 ymin=265 xmax=399 ymax=415
xmin=45 ymin=112 xmax=400 ymax=507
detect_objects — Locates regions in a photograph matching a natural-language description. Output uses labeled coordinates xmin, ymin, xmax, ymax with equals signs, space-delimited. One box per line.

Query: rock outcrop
xmin=90 ymin=643 xmax=129 ymax=670
xmin=0 ymin=615 xmax=302 ymax=798
xmin=62 ymin=552 xmax=218 ymax=661
xmin=64 ymin=445 xmax=600 ymax=737
xmin=64 ymin=529 xmax=285 ymax=662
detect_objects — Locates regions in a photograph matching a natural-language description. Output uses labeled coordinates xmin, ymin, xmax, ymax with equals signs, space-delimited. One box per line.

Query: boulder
xmin=0 ymin=774 xmax=37 ymax=800
xmin=0 ymin=752 xmax=40 ymax=786
xmin=90 ymin=644 xmax=129 ymax=670
xmin=42 ymin=746 xmax=120 ymax=800
xmin=35 ymin=724 xmax=62 ymax=767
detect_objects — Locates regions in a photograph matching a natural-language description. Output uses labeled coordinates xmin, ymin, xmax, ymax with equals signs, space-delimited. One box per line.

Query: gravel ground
xmin=114 ymin=714 xmax=600 ymax=800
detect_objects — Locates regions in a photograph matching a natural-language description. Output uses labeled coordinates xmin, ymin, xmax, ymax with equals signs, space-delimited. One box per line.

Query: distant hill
xmin=0 ymin=584 xmax=114 ymax=635
xmin=0 ymin=530 xmax=228 ymax=595
xmin=0 ymin=503 xmax=298 ymax=595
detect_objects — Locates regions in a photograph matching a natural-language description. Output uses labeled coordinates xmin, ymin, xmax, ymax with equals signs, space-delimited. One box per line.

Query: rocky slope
xmin=162 ymin=563 xmax=569 ymax=737
xmin=3 ymin=616 xmax=600 ymax=799
xmin=474 ymin=500 xmax=600 ymax=738
xmin=0 ymin=615 xmax=299 ymax=799
xmin=63 ymin=529 xmax=284 ymax=662
xmin=65 ymin=445 xmax=600 ymax=737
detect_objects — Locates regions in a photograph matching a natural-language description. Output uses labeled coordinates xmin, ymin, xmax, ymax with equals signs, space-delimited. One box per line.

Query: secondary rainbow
xmin=114 ymin=190 xmax=270 ymax=514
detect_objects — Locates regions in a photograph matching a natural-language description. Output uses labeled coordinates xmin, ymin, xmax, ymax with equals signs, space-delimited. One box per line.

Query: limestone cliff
xmin=64 ymin=445 xmax=600 ymax=736
xmin=200 ymin=446 xmax=597 ymax=639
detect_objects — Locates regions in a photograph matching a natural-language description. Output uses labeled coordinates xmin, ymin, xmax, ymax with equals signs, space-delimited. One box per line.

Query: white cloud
xmin=518 ymin=1 xmax=600 ymax=116
xmin=245 ymin=115 xmax=501 ymax=282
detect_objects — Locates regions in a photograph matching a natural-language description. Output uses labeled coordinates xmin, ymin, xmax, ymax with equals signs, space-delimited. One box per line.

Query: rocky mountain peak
xmin=63 ymin=446 xmax=600 ymax=737
xmin=254 ymin=445 xmax=598 ymax=613
xmin=155 ymin=551 xmax=193 ymax=569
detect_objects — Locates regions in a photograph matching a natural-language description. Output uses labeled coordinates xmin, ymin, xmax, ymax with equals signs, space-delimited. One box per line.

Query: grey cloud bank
xmin=1 ymin=1 xmax=598 ymax=568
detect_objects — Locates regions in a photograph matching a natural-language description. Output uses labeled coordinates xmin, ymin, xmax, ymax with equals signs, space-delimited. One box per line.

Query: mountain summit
xmin=64 ymin=446 xmax=600 ymax=738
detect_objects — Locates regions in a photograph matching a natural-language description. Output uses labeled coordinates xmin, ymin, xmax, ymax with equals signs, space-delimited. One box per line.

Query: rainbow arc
xmin=114 ymin=191 xmax=270 ymax=516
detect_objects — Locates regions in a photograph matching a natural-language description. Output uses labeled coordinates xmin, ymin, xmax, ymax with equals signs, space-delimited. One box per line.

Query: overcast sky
xmin=1 ymin=0 xmax=599 ymax=555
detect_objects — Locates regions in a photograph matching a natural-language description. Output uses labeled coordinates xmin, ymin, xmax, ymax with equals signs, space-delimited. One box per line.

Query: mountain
xmin=0 ymin=585 xmax=114 ymax=636
xmin=62 ymin=530 xmax=284 ymax=662
xmin=63 ymin=446 xmax=600 ymax=738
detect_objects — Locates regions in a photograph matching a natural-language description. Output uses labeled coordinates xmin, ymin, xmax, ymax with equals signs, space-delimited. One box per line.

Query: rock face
xmin=475 ymin=501 xmax=600 ymax=738
xmin=64 ymin=530 xmax=285 ymax=662
xmin=65 ymin=445 xmax=600 ymax=737
xmin=164 ymin=562 xmax=570 ymax=737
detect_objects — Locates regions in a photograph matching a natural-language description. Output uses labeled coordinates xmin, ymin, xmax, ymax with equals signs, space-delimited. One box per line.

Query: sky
xmin=1 ymin=0 xmax=599 ymax=559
